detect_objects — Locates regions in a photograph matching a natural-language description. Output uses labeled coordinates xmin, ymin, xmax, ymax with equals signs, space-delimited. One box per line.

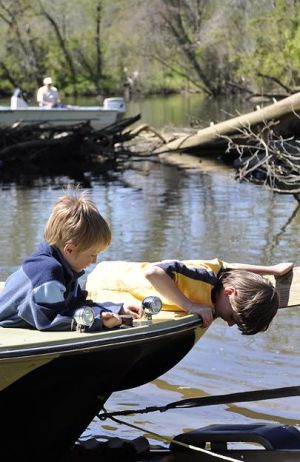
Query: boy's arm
xmin=228 ymin=262 xmax=294 ymax=276
xmin=144 ymin=265 xmax=214 ymax=327
xmin=19 ymin=281 xmax=124 ymax=331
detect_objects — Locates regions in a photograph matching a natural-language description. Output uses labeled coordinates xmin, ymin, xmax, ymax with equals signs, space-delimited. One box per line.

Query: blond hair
xmin=44 ymin=189 xmax=111 ymax=252
xmin=219 ymin=269 xmax=279 ymax=335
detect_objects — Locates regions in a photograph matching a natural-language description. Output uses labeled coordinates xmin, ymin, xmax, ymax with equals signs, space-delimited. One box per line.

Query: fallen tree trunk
xmin=155 ymin=92 xmax=300 ymax=154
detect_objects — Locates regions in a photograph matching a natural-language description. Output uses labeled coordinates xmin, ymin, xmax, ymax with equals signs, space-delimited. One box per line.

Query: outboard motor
xmin=103 ymin=97 xmax=126 ymax=113
xmin=11 ymin=88 xmax=28 ymax=109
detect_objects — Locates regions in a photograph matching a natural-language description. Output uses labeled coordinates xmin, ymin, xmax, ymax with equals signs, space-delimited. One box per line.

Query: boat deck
xmin=0 ymin=309 xmax=199 ymax=350
xmin=265 ymin=267 xmax=300 ymax=308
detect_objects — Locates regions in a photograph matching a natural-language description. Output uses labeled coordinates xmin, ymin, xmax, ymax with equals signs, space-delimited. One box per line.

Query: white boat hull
xmin=0 ymin=96 xmax=126 ymax=130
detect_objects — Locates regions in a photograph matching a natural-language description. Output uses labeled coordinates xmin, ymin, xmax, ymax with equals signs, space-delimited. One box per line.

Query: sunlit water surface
xmin=0 ymin=94 xmax=299 ymax=449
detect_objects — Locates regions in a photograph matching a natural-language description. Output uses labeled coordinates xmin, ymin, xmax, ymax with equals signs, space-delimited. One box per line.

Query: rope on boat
xmin=97 ymin=386 xmax=300 ymax=460
xmin=98 ymin=384 xmax=300 ymax=419
xmin=97 ymin=412 xmax=243 ymax=462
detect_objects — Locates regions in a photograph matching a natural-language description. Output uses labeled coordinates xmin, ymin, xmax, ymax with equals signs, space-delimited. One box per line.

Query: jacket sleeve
xmin=82 ymin=289 xmax=124 ymax=314
xmin=154 ymin=260 xmax=211 ymax=280
xmin=154 ymin=260 xmax=220 ymax=286
xmin=18 ymin=280 xmax=122 ymax=331
xmin=17 ymin=280 xmax=74 ymax=331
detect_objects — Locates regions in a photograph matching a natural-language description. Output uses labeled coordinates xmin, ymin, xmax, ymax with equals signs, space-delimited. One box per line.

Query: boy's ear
xmin=64 ymin=243 xmax=76 ymax=255
xmin=224 ymin=286 xmax=237 ymax=296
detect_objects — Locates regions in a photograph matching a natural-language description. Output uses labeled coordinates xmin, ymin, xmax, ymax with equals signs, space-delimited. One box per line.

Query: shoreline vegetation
xmin=1 ymin=1 xmax=300 ymax=200
xmin=1 ymin=1 xmax=300 ymax=101
xmin=2 ymin=91 xmax=300 ymax=203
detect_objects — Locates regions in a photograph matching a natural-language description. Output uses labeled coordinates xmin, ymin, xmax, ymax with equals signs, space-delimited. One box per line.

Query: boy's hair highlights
xmin=219 ymin=269 xmax=279 ymax=335
xmin=44 ymin=189 xmax=111 ymax=252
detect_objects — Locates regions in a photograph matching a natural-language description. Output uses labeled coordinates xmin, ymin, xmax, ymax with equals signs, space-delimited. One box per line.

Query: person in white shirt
xmin=37 ymin=77 xmax=61 ymax=108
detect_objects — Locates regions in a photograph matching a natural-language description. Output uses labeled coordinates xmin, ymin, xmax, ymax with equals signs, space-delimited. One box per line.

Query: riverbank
xmin=124 ymin=128 xmax=232 ymax=174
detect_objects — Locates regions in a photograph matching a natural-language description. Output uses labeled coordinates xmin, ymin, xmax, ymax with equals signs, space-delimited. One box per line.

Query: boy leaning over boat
xmin=0 ymin=190 xmax=143 ymax=331
xmin=144 ymin=259 xmax=293 ymax=334
xmin=87 ymin=259 xmax=293 ymax=335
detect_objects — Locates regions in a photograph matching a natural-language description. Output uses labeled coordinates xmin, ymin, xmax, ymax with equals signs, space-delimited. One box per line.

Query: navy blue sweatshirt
xmin=0 ymin=242 xmax=122 ymax=331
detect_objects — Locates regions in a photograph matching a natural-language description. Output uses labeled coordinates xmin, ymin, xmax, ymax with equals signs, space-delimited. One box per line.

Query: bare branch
xmin=257 ymin=72 xmax=293 ymax=94
xmin=221 ymin=120 xmax=300 ymax=198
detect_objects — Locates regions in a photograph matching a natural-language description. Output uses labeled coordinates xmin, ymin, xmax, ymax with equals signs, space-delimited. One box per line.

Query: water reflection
xmin=126 ymin=94 xmax=254 ymax=128
xmin=96 ymin=164 xmax=299 ymax=265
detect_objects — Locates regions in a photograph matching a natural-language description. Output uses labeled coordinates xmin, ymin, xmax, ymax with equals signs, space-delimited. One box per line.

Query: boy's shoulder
xmin=23 ymin=247 xmax=65 ymax=286
xmin=180 ymin=258 xmax=226 ymax=273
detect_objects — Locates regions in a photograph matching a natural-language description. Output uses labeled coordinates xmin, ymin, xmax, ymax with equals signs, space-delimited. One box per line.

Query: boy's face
xmin=214 ymin=287 xmax=238 ymax=327
xmin=62 ymin=244 xmax=101 ymax=272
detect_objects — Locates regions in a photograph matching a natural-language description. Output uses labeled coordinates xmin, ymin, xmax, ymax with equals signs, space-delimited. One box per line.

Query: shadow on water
xmin=0 ymin=156 xmax=120 ymax=188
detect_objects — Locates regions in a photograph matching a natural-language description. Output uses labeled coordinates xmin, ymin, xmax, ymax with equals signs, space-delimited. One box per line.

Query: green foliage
xmin=63 ymin=78 xmax=95 ymax=96
xmin=237 ymin=0 xmax=300 ymax=91
xmin=0 ymin=0 xmax=299 ymax=97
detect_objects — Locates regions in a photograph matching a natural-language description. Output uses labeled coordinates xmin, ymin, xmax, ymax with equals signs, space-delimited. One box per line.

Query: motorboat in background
xmin=0 ymin=89 xmax=126 ymax=130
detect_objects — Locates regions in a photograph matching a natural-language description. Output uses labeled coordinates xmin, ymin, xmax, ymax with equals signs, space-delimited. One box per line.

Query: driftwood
xmin=154 ymin=92 xmax=300 ymax=154
xmin=0 ymin=113 xmax=141 ymax=169
xmin=121 ymin=92 xmax=300 ymax=200
xmin=221 ymin=121 xmax=300 ymax=199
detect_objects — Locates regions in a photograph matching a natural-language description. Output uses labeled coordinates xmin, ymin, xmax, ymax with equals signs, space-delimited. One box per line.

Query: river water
xmin=1 ymin=94 xmax=300 ymax=449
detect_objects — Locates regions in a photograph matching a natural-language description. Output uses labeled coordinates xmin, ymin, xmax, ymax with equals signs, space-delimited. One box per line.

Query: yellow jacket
xmin=86 ymin=259 xmax=227 ymax=311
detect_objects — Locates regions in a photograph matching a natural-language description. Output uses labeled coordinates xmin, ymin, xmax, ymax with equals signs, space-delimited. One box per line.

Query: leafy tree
xmin=238 ymin=0 xmax=300 ymax=92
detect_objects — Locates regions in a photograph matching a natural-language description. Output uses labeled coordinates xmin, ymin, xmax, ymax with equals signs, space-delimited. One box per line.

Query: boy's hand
xmin=186 ymin=304 xmax=214 ymax=327
xmin=101 ymin=311 xmax=122 ymax=328
xmin=273 ymin=262 xmax=294 ymax=276
xmin=120 ymin=303 xmax=143 ymax=319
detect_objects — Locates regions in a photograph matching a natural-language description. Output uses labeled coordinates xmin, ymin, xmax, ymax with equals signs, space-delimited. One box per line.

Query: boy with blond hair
xmin=0 ymin=190 xmax=142 ymax=331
